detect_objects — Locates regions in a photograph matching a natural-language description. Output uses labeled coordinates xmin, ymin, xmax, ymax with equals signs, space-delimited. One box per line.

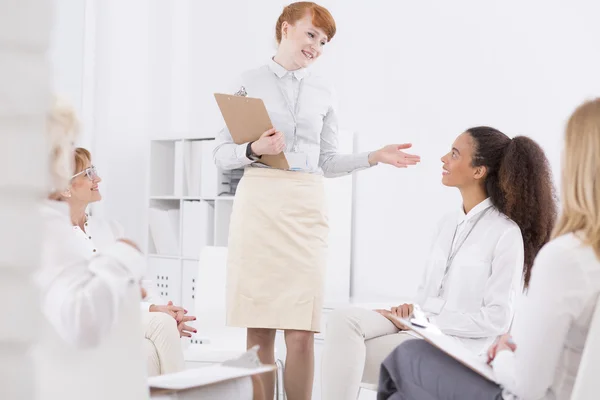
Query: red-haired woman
xmin=213 ymin=2 xmax=420 ymax=398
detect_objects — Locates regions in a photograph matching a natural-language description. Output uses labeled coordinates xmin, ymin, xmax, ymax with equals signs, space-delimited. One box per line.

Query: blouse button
xmin=89 ymin=236 xmax=92 ymax=239
xmin=93 ymin=249 xmax=97 ymax=252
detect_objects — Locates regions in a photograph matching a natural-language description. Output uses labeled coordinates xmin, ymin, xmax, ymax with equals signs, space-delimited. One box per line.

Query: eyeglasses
xmin=71 ymin=165 xmax=98 ymax=181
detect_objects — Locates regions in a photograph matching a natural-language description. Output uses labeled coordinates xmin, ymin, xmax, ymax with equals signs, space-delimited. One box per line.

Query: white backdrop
xmin=61 ymin=0 xmax=600 ymax=301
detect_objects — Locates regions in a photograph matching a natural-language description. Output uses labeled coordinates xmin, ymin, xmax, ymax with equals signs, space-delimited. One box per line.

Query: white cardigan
xmin=34 ymin=200 xmax=148 ymax=400
xmin=72 ymin=215 xmax=163 ymax=312
xmin=36 ymin=200 xmax=146 ymax=347
xmin=493 ymin=233 xmax=600 ymax=399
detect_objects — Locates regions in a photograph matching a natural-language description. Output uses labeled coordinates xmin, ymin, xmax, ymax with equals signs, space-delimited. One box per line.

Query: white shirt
xmin=34 ymin=200 xmax=149 ymax=399
xmin=492 ymin=233 xmax=600 ymax=400
xmin=36 ymin=200 xmax=146 ymax=347
xmin=414 ymin=198 xmax=525 ymax=355
xmin=213 ymin=58 xmax=372 ymax=177
xmin=72 ymin=215 xmax=163 ymax=311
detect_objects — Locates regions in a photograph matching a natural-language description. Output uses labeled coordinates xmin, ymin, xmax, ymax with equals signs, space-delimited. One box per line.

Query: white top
xmin=72 ymin=215 xmax=163 ymax=311
xmin=213 ymin=58 xmax=372 ymax=177
xmin=492 ymin=233 xmax=600 ymax=400
xmin=34 ymin=200 xmax=149 ymax=399
xmin=36 ymin=200 xmax=146 ymax=347
xmin=414 ymin=198 xmax=525 ymax=355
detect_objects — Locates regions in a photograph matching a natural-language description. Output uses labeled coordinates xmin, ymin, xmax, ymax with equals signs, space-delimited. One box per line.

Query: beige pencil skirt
xmin=226 ymin=167 xmax=329 ymax=332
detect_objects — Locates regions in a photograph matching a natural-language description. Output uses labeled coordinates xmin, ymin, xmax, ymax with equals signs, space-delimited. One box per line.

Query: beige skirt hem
xmin=225 ymin=168 xmax=328 ymax=332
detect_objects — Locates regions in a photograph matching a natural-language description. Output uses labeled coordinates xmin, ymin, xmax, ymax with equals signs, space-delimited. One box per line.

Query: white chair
xmin=184 ymin=246 xmax=246 ymax=365
xmin=358 ymin=382 xmax=378 ymax=397
xmin=183 ymin=246 xmax=284 ymax=398
xmin=570 ymin=294 xmax=600 ymax=399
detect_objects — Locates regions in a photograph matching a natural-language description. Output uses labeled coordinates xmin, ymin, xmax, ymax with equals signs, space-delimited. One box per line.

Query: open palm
xmin=376 ymin=143 xmax=421 ymax=168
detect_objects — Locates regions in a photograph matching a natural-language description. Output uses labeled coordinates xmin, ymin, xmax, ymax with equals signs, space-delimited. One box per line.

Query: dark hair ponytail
xmin=467 ymin=127 xmax=557 ymax=288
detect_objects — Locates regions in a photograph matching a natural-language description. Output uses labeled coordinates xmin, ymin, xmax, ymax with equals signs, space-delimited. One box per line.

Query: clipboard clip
xmin=234 ymin=86 xmax=248 ymax=97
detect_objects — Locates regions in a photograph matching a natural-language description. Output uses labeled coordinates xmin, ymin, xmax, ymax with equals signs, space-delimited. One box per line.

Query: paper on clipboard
xmin=148 ymin=346 xmax=276 ymax=394
xmin=394 ymin=316 xmax=497 ymax=383
xmin=148 ymin=364 xmax=276 ymax=392
xmin=214 ymin=93 xmax=290 ymax=170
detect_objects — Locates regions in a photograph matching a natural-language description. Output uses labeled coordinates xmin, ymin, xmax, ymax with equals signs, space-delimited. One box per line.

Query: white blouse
xmin=34 ymin=200 xmax=149 ymax=400
xmin=414 ymin=198 xmax=525 ymax=355
xmin=36 ymin=200 xmax=146 ymax=347
xmin=492 ymin=233 xmax=600 ymax=400
xmin=213 ymin=58 xmax=372 ymax=177
xmin=72 ymin=215 xmax=163 ymax=311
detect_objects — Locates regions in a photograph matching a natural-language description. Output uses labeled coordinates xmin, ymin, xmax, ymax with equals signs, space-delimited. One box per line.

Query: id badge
xmin=422 ymin=296 xmax=446 ymax=314
xmin=284 ymin=152 xmax=308 ymax=171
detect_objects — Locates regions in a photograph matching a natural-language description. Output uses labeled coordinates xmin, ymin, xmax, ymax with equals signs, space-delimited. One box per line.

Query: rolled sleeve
xmin=213 ymin=124 xmax=255 ymax=170
xmin=318 ymin=88 xmax=373 ymax=177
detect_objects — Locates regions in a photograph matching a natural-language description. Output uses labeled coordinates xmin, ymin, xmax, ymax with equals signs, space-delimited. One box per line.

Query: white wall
xmin=89 ymin=0 xmax=151 ymax=242
xmin=50 ymin=0 xmax=85 ymax=110
xmin=339 ymin=0 xmax=600 ymax=299
xmin=49 ymin=0 xmax=92 ymax=148
xmin=88 ymin=0 xmax=600 ymax=300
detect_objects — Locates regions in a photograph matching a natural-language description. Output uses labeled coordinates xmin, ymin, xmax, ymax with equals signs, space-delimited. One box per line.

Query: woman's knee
xmin=247 ymin=328 xmax=276 ymax=346
xmin=145 ymin=312 xmax=178 ymax=338
xmin=326 ymin=307 xmax=361 ymax=333
xmin=285 ymin=330 xmax=314 ymax=352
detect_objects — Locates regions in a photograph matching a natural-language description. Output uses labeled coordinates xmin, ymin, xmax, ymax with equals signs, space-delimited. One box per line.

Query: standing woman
xmin=213 ymin=2 xmax=420 ymax=398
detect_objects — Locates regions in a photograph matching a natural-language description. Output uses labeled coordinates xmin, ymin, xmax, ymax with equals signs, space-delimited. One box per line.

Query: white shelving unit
xmin=146 ymin=137 xmax=243 ymax=319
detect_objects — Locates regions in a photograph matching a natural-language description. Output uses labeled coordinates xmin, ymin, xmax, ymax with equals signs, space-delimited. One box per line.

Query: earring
xmin=62 ymin=189 xmax=72 ymax=198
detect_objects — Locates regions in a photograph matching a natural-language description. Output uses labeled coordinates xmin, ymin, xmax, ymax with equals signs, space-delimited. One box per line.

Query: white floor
xmin=183 ymin=297 xmax=403 ymax=399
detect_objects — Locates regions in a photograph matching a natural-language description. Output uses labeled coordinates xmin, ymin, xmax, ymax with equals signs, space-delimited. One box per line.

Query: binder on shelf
xmin=184 ymin=140 xmax=219 ymax=198
xmin=199 ymin=140 xmax=218 ymax=199
xmin=182 ymin=200 xmax=214 ymax=258
xmin=148 ymin=206 xmax=179 ymax=255
xmin=184 ymin=141 xmax=200 ymax=197
xmin=174 ymin=141 xmax=183 ymax=196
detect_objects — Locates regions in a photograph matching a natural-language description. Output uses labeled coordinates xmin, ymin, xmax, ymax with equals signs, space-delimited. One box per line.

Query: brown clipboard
xmin=214 ymin=93 xmax=289 ymax=170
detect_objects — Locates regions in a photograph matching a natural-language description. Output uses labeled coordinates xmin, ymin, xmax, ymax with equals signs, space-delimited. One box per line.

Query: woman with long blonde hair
xmin=378 ymin=98 xmax=600 ymax=400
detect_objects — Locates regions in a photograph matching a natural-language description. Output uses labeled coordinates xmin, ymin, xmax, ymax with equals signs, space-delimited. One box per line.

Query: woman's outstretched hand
xmin=369 ymin=143 xmax=421 ymax=168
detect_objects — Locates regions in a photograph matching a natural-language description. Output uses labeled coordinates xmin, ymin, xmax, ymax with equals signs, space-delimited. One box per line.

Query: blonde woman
xmin=379 ymin=98 xmax=600 ymax=400
xmin=65 ymin=147 xmax=191 ymax=376
xmin=35 ymin=97 xmax=148 ymax=400
xmin=36 ymin=98 xmax=265 ymax=400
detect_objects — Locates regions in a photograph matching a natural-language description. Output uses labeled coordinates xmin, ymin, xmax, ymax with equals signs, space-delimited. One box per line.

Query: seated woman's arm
xmin=39 ymin=213 xmax=145 ymax=348
xmin=429 ymin=226 xmax=523 ymax=338
xmin=492 ymin=240 xmax=585 ymax=399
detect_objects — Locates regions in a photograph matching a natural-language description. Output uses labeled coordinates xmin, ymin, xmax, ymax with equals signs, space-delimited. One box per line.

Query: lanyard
xmin=438 ymin=206 xmax=492 ymax=297
xmin=273 ymin=73 xmax=304 ymax=152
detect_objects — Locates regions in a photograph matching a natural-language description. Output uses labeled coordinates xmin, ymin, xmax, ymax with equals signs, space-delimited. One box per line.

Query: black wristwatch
xmin=246 ymin=141 xmax=261 ymax=161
